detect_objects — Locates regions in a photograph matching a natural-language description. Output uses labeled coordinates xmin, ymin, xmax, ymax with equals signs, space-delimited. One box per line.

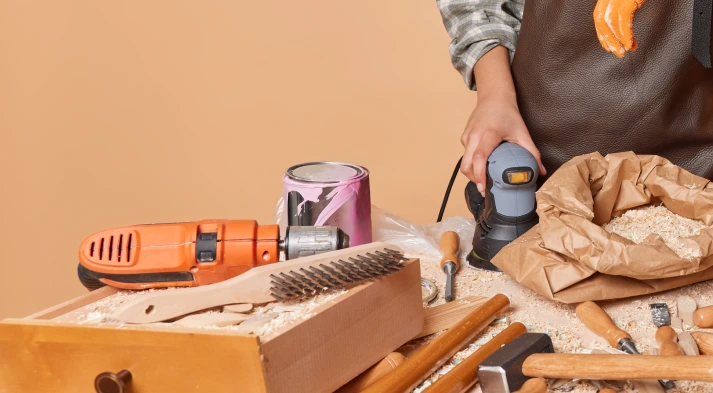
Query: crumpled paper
xmin=492 ymin=151 xmax=713 ymax=303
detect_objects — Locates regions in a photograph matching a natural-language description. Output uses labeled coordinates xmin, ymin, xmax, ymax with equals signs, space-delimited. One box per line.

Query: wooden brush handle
xmin=514 ymin=378 xmax=547 ymax=393
xmin=111 ymin=243 xmax=402 ymax=324
xmin=523 ymin=354 xmax=713 ymax=381
xmin=691 ymin=332 xmax=713 ymax=355
xmin=421 ymin=322 xmax=527 ymax=393
xmin=335 ymin=352 xmax=405 ymax=393
xmin=575 ymin=301 xmax=631 ymax=348
xmin=361 ymin=294 xmax=510 ymax=393
xmin=439 ymin=231 xmax=460 ymax=270
xmin=693 ymin=306 xmax=713 ymax=328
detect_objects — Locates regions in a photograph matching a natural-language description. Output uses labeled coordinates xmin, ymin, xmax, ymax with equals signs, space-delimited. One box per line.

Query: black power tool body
xmin=466 ymin=143 xmax=539 ymax=271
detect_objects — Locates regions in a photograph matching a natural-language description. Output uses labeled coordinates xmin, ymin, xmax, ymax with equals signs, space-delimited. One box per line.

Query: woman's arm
xmin=460 ymin=46 xmax=545 ymax=193
xmin=437 ymin=0 xmax=545 ymax=192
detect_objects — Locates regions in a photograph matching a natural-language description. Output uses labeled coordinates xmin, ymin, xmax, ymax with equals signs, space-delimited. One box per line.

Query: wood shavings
xmin=405 ymin=254 xmax=713 ymax=393
xmin=602 ymin=205 xmax=706 ymax=259
xmin=51 ymin=286 xmax=347 ymax=338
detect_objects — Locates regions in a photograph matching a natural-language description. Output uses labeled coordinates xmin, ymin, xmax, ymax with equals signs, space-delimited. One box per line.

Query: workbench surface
xmin=403 ymin=254 xmax=713 ymax=393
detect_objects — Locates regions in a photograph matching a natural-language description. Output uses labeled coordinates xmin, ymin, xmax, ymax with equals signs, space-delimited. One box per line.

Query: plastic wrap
xmin=275 ymin=197 xmax=475 ymax=259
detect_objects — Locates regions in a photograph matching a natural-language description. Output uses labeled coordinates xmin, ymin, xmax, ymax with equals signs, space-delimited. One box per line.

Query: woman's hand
xmin=462 ymin=46 xmax=546 ymax=196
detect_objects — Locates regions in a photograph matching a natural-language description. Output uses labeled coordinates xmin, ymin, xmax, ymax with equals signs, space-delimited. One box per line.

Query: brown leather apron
xmin=512 ymin=0 xmax=713 ymax=180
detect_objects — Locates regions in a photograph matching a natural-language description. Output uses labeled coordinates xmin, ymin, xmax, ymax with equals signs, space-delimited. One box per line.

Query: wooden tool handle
xmin=655 ymin=326 xmax=683 ymax=356
xmin=439 ymin=231 xmax=460 ymax=270
xmin=691 ymin=332 xmax=713 ymax=355
xmin=335 ymin=352 xmax=405 ymax=393
xmin=599 ymin=389 xmax=616 ymax=393
xmin=655 ymin=326 xmax=678 ymax=345
xmin=575 ymin=301 xmax=631 ymax=348
xmin=513 ymin=378 xmax=547 ymax=393
xmin=111 ymin=243 xmax=402 ymax=323
xmin=361 ymin=294 xmax=510 ymax=393
xmin=693 ymin=306 xmax=713 ymax=328
xmin=422 ymin=322 xmax=527 ymax=393
xmin=523 ymin=354 xmax=713 ymax=381
xmin=659 ymin=341 xmax=685 ymax=356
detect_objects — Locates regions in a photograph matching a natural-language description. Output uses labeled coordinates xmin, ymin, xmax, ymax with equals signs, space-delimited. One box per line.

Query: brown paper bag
xmin=492 ymin=151 xmax=713 ymax=303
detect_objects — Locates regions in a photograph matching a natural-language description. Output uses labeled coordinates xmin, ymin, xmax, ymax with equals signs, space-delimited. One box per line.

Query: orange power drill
xmin=77 ymin=220 xmax=349 ymax=290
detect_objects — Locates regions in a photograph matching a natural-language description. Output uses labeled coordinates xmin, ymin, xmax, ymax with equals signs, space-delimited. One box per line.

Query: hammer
xmin=477 ymin=334 xmax=713 ymax=389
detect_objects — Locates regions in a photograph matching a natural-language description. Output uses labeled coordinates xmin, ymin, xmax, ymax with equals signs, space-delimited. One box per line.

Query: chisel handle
xmin=439 ymin=231 xmax=460 ymax=270
xmin=523 ymin=354 xmax=713 ymax=381
xmin=421 ymin=322 xmax=527 ymax=393
xmin=691 ymin=332 xmax=713 ymax=355
xmin=336 ymin=352 xmax=405 ymax=393
xmin=693 ymin=305 xmax=713 ymax=328
xmin=656 ymin=326 xmax=684 ymax=356
xmin=513 ymin=378 xmax=547 ymax=393
xmin=575 ymin=301 xmax=631 ymax=348
xmin=361 ymin=294 xmax=510 ymax=393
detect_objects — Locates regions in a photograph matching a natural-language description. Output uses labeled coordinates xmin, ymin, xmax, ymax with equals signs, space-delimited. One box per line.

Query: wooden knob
xmin=439 ymin=231 xmax=460 ymax=270
xmin=575 ymin=301 xmax=631 ymax=348
xmin=655 ymin=326 xmax=678 ymax=345
xmin=514 ymin=378 xmax=547 ymax=393
xmin=693 ymin=306 xmax=713 ymax=328
xmin=95 ymin=370 xmax=132 ymax=393
xmin=335 ymin=352 xmax=405 ymax=393
xmin=691 ymin=332 xmax=713 ymax=355
xmin=659 ymin=340 xmax=685 ymax=356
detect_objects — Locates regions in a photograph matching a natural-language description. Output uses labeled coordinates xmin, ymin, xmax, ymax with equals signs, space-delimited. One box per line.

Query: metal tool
xmin=77 ymin=220 xmax=348 ymax=290
xmin=439 ymin=231 xmax=460 ymax=302
xmin=421 ymin=278 xmax=439 ymax=304
xmin=576 ymin=301 xmax=675 ymax=389
xmin=109 ymin=243 xmax=409 ymax=324
xmin=650 ymin=303 xmax=672 ymax=327
xmin=465 ymin=143 xmax=539 ymax=271
xmin=477 ymin=333 xmax=554 ymax=393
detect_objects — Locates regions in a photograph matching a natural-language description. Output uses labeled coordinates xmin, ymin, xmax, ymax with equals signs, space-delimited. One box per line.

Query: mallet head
xmin=477 ymin=333 xmax=554 ymax=393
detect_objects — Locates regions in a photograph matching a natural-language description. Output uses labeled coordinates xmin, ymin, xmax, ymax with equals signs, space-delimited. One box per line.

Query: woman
xmin=438 ymin=0 xmax=713 ymax=195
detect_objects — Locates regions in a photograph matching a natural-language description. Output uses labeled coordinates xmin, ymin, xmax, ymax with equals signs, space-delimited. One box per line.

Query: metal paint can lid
xmin=286 ymin=162 xmax=368 ymax=184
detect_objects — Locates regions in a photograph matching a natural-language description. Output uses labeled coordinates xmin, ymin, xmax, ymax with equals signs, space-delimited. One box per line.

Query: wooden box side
xmin=0 ymin=320 xmax=267 ymax=393
xmin=260 ymin=259 xmax=424 ymax=393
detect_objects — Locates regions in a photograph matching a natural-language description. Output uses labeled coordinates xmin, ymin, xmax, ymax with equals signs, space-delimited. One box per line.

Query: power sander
xmin=77 ymin=220 xmax=348 ymax=290
xmin=465 ymin=143 xmax=539 ymax=271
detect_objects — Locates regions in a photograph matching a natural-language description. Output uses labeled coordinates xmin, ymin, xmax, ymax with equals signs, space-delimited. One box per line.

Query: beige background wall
xmin=0 ymin=1 xmax=474 ymax=319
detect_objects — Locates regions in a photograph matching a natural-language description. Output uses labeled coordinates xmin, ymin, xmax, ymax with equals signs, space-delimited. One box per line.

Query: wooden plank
xmin=24 ymin=286 xmax=118 ymax=320
xmin=415 ymin=296 xmax=489 ymax=339
xmin=260 ymin=260 xmax=424 ymax=393
xmin=0 ymin=320 xmax=267 ymax=393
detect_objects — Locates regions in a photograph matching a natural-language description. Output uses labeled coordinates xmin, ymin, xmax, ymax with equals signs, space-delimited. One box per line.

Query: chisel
xmin=576 ymin=301 xmax=675 ymax=389
xmin=439 ymin=231 xmax=460 ymax=303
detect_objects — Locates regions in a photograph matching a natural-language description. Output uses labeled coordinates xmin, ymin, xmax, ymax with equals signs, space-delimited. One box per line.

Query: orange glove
xmin=593 ymin=0 xmax=648 ymax=57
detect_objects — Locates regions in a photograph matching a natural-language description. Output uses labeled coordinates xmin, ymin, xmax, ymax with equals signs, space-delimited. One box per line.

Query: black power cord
xmin=436 ymin=156 xmax=463 ymax=222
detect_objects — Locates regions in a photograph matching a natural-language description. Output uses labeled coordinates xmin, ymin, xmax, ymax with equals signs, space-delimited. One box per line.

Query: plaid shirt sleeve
xmin=437 ymin=0 xmax=525 ymax=90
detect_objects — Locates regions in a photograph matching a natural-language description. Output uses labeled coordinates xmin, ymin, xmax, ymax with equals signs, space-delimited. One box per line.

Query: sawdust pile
xmin=603 ymin=205 xmax=707 ymax=260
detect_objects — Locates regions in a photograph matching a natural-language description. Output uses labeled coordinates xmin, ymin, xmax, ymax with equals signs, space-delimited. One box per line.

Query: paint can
xmin=283 ymin=162 xmax=372 ymax=246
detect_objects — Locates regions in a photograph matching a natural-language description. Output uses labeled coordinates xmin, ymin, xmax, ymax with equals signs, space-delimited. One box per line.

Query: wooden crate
xmin=0 ymin=260 xmax=423 ymax=393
